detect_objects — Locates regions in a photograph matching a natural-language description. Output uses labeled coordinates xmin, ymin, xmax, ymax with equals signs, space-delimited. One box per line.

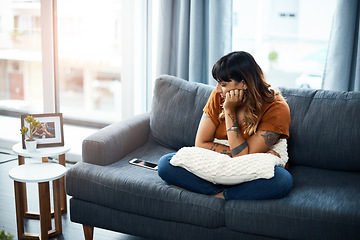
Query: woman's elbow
xmin=195 ymin=138 xmax=209 ymax=148
xmin=195 ymin=139 xmax=203 ymax=148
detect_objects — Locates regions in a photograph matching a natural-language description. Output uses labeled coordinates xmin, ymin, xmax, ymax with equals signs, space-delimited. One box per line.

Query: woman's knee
xmin=157 ymin=153 xmax=176 ymax=180
xmin=273 ymin=167 xmax=293 ymax=198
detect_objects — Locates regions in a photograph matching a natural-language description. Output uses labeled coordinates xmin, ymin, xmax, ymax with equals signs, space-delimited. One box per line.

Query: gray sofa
xmin=66 ymin=75 xmax=360 ymax=240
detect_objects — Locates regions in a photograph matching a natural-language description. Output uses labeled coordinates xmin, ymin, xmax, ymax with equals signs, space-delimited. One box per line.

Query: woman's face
xmin=215 ymin=79 xmax=246 ymax=100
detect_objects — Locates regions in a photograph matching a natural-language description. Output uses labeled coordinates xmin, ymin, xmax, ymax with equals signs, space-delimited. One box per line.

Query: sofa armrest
xmin=82 ymin=112 xmax=150 ymax=166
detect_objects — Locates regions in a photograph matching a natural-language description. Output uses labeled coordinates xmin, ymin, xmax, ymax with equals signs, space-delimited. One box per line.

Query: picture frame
xmin=21 ymin=113 xmax=64 ymax=149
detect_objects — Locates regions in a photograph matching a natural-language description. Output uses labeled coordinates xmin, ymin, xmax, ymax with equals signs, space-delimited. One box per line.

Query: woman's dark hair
xmin=212 ymin=51 xmax=277 ymax=135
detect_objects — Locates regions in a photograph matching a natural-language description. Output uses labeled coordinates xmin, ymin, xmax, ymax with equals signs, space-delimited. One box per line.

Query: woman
xmin=158 ymin=51 xmax=293 ymax=200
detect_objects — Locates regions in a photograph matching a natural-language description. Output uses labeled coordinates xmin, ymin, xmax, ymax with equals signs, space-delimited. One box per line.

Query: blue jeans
xmin=158 ymin=153 xmax=293 ymax=200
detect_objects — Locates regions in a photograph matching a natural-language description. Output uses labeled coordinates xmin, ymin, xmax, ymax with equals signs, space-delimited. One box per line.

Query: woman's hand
xmin=223 ymin=89 xmax=246 ymax=112
xmin=267 ymin=149 xmax=281 ymax=158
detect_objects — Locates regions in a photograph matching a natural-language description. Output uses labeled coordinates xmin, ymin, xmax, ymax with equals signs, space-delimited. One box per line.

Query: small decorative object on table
xmin=0 ymin=230 xmax=14 ymax=240
xmin=20 ymin=115 xmax=40 ymax=152
xmin=20 ymin=113 xmax=64 ymax=149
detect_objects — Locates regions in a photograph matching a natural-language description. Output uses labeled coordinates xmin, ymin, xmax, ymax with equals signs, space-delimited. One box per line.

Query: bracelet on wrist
xmin=226 ymin=126 xmax=239 ymax=132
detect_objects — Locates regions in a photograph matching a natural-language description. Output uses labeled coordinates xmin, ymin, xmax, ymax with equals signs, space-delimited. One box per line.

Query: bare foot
xmin=214 ymin=191 xmax=225 ymax=199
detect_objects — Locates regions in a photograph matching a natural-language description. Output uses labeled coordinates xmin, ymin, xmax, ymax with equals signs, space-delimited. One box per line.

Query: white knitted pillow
xmin=170 ymin=139 xmax=288 ymax=185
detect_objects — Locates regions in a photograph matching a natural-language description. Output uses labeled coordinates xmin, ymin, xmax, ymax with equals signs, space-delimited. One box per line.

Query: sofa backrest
xmin=150 ymin=75 xmax=360 ymax=171
xmin=280 ymin=88 xmax=360 ymax=171
xmin=150 ymin=75 xmax=213 ymax=150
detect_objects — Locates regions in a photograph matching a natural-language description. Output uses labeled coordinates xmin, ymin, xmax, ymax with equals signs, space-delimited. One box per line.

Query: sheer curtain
xmin=156 ymin=0 xmax=232 ymax=85
xmin=323 ymin=0 xmax=360 ymax=91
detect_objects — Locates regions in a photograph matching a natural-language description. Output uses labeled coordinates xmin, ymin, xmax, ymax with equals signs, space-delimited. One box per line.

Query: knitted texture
xmin=170 ymin=139 xmax=288 ymax=185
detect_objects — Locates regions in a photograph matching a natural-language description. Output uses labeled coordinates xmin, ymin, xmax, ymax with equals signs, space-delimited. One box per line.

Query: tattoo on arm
xmin=227 ymin=113 xmax=239 ymax=136
xmin=260 ymin=131 xmax=280 ymax=147
xmin=221 ymin=149 xmax=232 ymax=157
xmin=210 ymin=143 xmax=219 ymax=151
xmin=231 ymin=141 xmax=248 ymax=157
xmin=228 ymin=113 xmax=236 ymax=124
xmin=210 ymin=143 xmax=232 ymax=156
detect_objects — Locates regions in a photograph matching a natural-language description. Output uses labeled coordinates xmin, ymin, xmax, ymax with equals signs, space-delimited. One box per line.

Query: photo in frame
xmin=21 ymin=113 xmax=64 ymax=149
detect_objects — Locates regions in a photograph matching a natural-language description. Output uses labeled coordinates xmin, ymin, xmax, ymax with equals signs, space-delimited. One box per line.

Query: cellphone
xmin=129 ymin=158 xmax=158 ymax=170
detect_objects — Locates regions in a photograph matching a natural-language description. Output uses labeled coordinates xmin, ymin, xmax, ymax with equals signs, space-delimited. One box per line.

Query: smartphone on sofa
xmin=129 ymin=158 xmax=158 ymax=170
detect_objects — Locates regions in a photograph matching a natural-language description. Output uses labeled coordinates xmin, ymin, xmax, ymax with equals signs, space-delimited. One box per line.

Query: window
xmin=57 ymin=0 xmax=148 ymax=125
xmin=0 ymin=0 xmax=43 ymax=114
xmin=0 ymin=0 xmax=152 ymax=127
xmin=232 ymin=0 xmax=337 ymax=89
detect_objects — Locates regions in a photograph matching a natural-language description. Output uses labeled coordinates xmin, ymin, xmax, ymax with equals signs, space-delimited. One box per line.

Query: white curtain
xmin=156 ymin=0 xmax=233 ymax=85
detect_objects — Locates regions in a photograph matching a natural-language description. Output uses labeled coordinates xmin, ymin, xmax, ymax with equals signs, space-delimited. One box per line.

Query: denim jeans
xmin=158 ymin=153 xmax=293 ymax=200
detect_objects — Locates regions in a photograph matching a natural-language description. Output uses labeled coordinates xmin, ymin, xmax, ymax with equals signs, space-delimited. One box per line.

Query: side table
xmin=9 ymin=163 xmax=67 ymax=240
xmin=12 ymin=143 xmax=70 ymax=215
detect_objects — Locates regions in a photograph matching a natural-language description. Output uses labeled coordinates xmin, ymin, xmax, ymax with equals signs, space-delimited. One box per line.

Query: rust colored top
xmin=203 ymin=89 xmax=291 ymax=141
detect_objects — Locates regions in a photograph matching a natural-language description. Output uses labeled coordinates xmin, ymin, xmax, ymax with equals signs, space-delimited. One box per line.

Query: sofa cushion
xmin=70 ymin=198 xmax=276 ymax=240
xmin=150 ymin=75 xmax=214 ymax=150
xmin=280 ymin=88 xmax=360 ymax=171
xmin=224 ymin=166 xmax=360 ymax=240
xmin=66 ymin=139 xmax=225 ymax=229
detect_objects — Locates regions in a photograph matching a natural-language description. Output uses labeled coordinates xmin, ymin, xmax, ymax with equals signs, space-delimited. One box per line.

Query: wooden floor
xmin=0 ymin=152 xmax=146 ymax=240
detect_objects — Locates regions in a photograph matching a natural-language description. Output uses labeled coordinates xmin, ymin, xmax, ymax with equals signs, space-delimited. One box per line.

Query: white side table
xmin=9 ymin=163 xmax=66 ymax=240
xmin=12 ymin=143 xmax=71 ymax=215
